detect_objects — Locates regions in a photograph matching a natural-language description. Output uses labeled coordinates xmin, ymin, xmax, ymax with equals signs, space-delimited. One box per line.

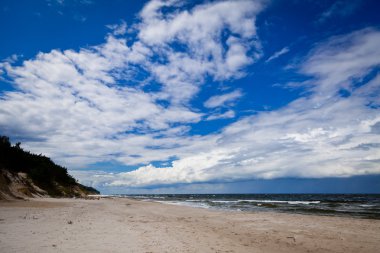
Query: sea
xmin=115 ymin=194 xmax=380 ymax=219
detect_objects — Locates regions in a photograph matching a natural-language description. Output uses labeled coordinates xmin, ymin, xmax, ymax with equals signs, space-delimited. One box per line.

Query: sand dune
xmin=0 ymin=198 xmax=379 ymax=253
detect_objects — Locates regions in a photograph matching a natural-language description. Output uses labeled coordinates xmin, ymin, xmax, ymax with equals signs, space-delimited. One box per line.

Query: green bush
xmin=0 ymin=135 xmax=99 ymax=196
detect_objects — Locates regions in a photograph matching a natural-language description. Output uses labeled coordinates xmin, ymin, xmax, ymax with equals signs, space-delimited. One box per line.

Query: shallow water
xmin=120 ymin=194 xmax=380 ymax=219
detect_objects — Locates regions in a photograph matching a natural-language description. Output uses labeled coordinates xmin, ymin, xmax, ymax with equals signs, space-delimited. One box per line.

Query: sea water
xmin=118 ymin=194 xmax=380 ymax=219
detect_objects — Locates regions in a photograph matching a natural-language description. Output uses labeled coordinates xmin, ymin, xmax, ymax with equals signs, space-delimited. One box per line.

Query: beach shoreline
xmin=1 ymin=197 xmax=379 ymax=253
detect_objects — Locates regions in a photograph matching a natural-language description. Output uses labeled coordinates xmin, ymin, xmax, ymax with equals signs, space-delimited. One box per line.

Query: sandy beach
xmin=0 ymin=198 xmax=379 ymax=253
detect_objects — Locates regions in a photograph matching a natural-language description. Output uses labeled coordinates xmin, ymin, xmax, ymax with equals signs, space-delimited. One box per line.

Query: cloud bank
xmin=1 ymin=1 xmax=379 ymax=190
xmin=0 ymin=0 xmax=263 ymax=169
xmin=101 ymin=28 xmax=380 ymax=188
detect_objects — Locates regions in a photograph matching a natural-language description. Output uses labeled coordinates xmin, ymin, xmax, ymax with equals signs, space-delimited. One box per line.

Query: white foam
xmin=211 ymin=200 xmax=239 ymax=203
xmin=359 ymin=204 xmax=376 ymax=207
xmin=210 ymin=199 xmax=320 ymax=205
xmin=157 ymin=201 xmax=211 ymax=209
xmin=287 ymin=201 xmax=320 ymax=205
xmin=238 ymin=199 xmax=320 ymax=205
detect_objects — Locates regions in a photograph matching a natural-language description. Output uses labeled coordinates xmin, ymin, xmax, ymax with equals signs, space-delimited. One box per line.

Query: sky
xmin=0 ymin=0 xmax=380 ymax=194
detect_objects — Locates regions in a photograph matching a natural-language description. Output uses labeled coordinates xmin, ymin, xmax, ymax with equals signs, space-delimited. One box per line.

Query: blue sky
xmin=0 ymin=0 xmax=380 ymax=193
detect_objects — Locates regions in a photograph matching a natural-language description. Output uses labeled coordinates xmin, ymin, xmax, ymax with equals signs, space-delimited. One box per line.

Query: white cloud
xmin=204 ymin=90 xmax=243 ymax=108
xmin=2 ymin=1 xmax=379 ymax=191
xmin=87 ymin=28 xmax=380 ymax=188
xmin=47 ymin=0 xmax=94 ymax=6
xmin=138 ymin=0 xmax=262 ymax=45
xmin=265 ymin=47 xmax=289 ymax=63
xmin=0 ymin=35 xmax=203 ymax=168
xmin=137 ymin=0 xmax=264 ymax=102
xmin=302 ymin=28 xmax=380 ymax=95
xmin=106 ymin=20 xmax=128 ymax=36
xmin=2 ymin=54 xmax=20 ymax=64
xmin=0 ymin=0 xmax=264 ymax=171
xmin=317 ymin=0 xmax=361 ymax=24
xmin=206 ymin=110 xmax=235 ymax=121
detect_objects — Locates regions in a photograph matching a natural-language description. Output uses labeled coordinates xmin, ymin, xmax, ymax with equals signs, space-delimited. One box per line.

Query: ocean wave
xmin=210 ymin=200 xmax=320 ymax=205
xmin=123 ymin=194 xmax=380 ymax=219
xmin=157 ymin=201 xmax=211 ymax=209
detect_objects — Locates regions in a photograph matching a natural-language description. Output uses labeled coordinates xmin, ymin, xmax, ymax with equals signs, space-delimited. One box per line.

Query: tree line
xmin=0 ymin=136 xmax=98 ymax=196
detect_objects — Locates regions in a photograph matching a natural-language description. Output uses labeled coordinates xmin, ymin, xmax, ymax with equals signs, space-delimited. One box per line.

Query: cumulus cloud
xmin=0 ymin=37 xmax=203 ymax=167
xmin=137 ymin=0 xmax=264 ymax=103
xmin=0 ymin=0 xmax=263 ymax=170
xmin=89 ymin=28 xmax=380 ymax=188
xmin=2 ymin=1 xmax=379 ymax=191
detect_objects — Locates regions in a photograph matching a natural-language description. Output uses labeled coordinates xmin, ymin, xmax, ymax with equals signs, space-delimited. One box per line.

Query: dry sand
xmin=0 ymin=197 xmax=379 ymax=253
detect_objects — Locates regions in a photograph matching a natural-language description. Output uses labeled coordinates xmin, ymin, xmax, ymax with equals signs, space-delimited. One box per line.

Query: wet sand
xmin=0 ymin=197 xmax=379 ymax=253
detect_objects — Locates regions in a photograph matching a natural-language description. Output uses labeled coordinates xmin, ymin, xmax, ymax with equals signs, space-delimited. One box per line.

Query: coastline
xmin=1 ymin=197 xmax=379 ymax=253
